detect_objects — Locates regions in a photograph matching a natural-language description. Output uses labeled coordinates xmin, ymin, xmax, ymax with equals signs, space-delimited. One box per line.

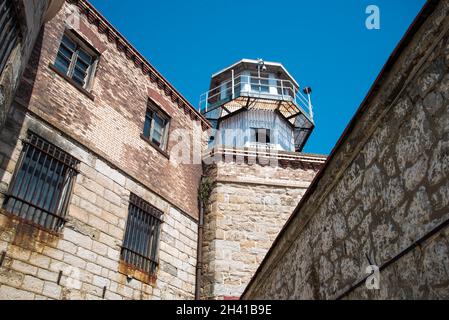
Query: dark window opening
xmin=143 ymin=100 xmax=170 ymax=151
xmin=121 ymin=194 xmax=163 ymax=275
xmin=250 ymin=128 xmax=271 ymax=144
xmin=54 ymin=33 xmax=97 ymax=89
xmin=0 ymin=0 xmax=20 ymax=74
xmin=3 ymin=132 xmax=79 ymax=231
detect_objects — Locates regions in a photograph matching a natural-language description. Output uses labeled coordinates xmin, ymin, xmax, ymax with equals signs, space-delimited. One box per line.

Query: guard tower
xmin=199 ymin=59 xmax=326 ymax=300
xmin=200 ymin=59 xmax=315 ymax=153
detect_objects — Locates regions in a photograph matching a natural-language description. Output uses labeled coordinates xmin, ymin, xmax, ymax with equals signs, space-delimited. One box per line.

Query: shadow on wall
xmin=0 ymin=27 xmax=45 ymax=247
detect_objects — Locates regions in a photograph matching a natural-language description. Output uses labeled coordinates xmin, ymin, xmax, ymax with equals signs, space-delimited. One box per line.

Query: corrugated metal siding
xmin=219 ymin=110 xmax=295 ymax=151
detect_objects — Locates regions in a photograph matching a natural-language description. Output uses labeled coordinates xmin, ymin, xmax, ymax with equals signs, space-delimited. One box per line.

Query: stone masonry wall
xmin=202 ymin=159 xmax=323 ymax=299
xmin=243 ymin=0 xmax=449 ymax=300
xmin=0 ymin=110 xmax=198 ymax=300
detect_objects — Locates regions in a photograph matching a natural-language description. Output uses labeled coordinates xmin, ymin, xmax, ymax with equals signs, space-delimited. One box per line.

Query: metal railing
xmin=199 ymin=72 xmax=314 ymax=122
xmin=0 ymin=0 xmax=20 ymax=74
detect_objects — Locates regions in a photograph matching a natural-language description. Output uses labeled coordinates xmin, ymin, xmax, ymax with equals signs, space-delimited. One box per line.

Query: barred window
xmin=121 ymin=194 xmax=163 ymax=275
xmin=3 ymin=132 xmax=80 ymax=231
xmin=54 ymin=32 xmax=97 ymax=89
xmin=0 ymin=0 xmax=20 ymax=74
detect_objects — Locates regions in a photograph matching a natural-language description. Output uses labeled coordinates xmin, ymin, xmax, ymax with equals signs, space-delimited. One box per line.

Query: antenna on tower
xmin=303 ymin=87 xmax=314 ymax=121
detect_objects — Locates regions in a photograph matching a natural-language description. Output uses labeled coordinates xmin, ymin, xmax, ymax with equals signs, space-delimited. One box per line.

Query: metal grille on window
xmin=54 ymin=34 xmax=94 ymax=88
xmin=0 ymin=0 xmax=20 ymax=74
xmin=121 ymin=194 xmax=163 ymax=275
xmin=3 ymin=132 xmax=80 ymax=231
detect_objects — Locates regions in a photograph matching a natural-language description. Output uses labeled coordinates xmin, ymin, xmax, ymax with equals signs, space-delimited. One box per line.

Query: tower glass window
xmin=3 ymin=132 xmax=79 ymax=231
xmin=251 ymin=73 xmax=270 ymax=93
xmin=54 ymin=33 xmax=97 ymax=88
xmin=121 ymin=194 xmax=163 ymax=275
xmin=143 ymin=101 xmax=170 ymax=151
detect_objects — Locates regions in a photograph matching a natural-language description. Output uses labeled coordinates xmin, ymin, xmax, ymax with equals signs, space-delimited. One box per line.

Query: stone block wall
xmin=0 ymin=110 xmax=198 ymax=300
xmin=243 ymin=0 xmax=449 ymax=300
xmin=202 ymin=158 xmax=324 ymax=299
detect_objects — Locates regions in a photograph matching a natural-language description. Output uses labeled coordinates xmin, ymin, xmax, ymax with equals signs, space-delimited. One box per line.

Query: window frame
xmin=250 ymin=73 xmax=270 ymax=94
xmin=142 ymin=99 xmax=171 ymax=155
xmin=250 ymin=128 xmax=272 ymax=144
xmin=120 ymin=193 xmax=164 ymax=276
xmin=3 ymin=131 xmax=80 ymax=232
xmin=53 ymin=30 xmax=99 ymax=91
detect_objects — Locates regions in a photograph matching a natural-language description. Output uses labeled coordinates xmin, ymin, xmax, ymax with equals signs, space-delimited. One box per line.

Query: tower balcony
xmin=200 ymin=71 xmax=315 ymax=152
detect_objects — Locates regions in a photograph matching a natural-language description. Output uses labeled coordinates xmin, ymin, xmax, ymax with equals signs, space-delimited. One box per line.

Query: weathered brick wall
xmin=202 ymin=159 xmax=323 ymax=299
xmin=14 ymin=1 xmax=207 ymax=220
xmin=243 ymin=0 xmax=449 ymax=300
xmin=0 ymin=110 xmax=198 ymax=300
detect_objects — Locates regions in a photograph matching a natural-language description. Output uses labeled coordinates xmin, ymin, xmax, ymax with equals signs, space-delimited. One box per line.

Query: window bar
xmin=51 ymin=153 xmax=72 ymax=225
xmin=137 ymin=207 xmax=145 ymax=272
xmin=5 ymin=141 xmax=29 ymax=213
xmin=16 ymin=145 xmax=42 ymax=219
xmin=143 ymin=212 xmax=152 ymax=273
xmin=33 ymin=155 xmax=56 ymax=227
xmin=42 ymin=158 xmax=63 ymax=230
xmin=28 ymin=150 xmax=53 ymax=224
xmin=135 ymin=205 xmax=143 ymax=270
xmin=129 ymin=204 xmax=138 ymax=267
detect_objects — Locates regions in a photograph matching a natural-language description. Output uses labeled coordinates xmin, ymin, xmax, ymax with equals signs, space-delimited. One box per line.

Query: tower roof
xmin=210 ymin=59 xmax=300 ymax=88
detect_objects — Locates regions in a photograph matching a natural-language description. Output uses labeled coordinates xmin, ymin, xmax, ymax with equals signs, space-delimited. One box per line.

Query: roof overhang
xmin=211 ymin=59 xmax=300 ymax=88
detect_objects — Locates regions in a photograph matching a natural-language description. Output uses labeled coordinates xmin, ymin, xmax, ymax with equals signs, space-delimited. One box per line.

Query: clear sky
xmin=89 ymin=0 xmax=427 ymax=155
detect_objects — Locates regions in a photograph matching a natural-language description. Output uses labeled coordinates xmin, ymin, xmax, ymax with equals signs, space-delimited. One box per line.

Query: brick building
xmin=0 ymin=0 xmax=323 ymax=300
xmin=5 ymin=0 xmax=444 ymax=302
xmin=0 ymin=0 xmax=210 ymax=300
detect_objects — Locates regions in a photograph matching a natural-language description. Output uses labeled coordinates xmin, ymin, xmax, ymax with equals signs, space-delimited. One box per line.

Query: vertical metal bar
xmin=28 ymin=144 xmax=52 ymax=223
xmin=146 ymin=212 xmax=154 ymax=273
xmin=17 ymin=145 xmax=43 ymax=219
xmin=136 ymin=205 xmax=144 ymax=270
xmin=43 ymin=159 xmax=64 ymax=230
xmin=129 ymin=204 xmax=138 ymax=266
xmin=231 ymin=69 xmax=235 ymax=100
xmin=152 ymin=218 xmax=161 ymax=274
xmin=34 ymin=154 xmax=55 ymax=226
xmin=10 ymin=144 xmax=34 ymax=213
xmin=5 ymin=141 xmax=29 ymax=211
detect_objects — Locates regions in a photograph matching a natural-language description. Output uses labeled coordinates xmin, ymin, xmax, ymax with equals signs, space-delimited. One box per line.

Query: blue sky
xmin=90 ymin=0 xmax=426 ymax=155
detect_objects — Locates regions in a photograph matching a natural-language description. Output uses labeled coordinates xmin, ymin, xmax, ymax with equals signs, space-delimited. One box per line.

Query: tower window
xmin=3 ymin=132 xmax=80 ymax=231
xmin=250 ymin=128 xmax=271 ymax=144
xmin=143 ymin=100 xmax=170 ymax=151
xmin=121 ymin=194 xmax=163 ymax=275
xmin=54 ymin=32 xmax=98 ymax=89
xmin=250 ymin=73 xmax=270 ymax=93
